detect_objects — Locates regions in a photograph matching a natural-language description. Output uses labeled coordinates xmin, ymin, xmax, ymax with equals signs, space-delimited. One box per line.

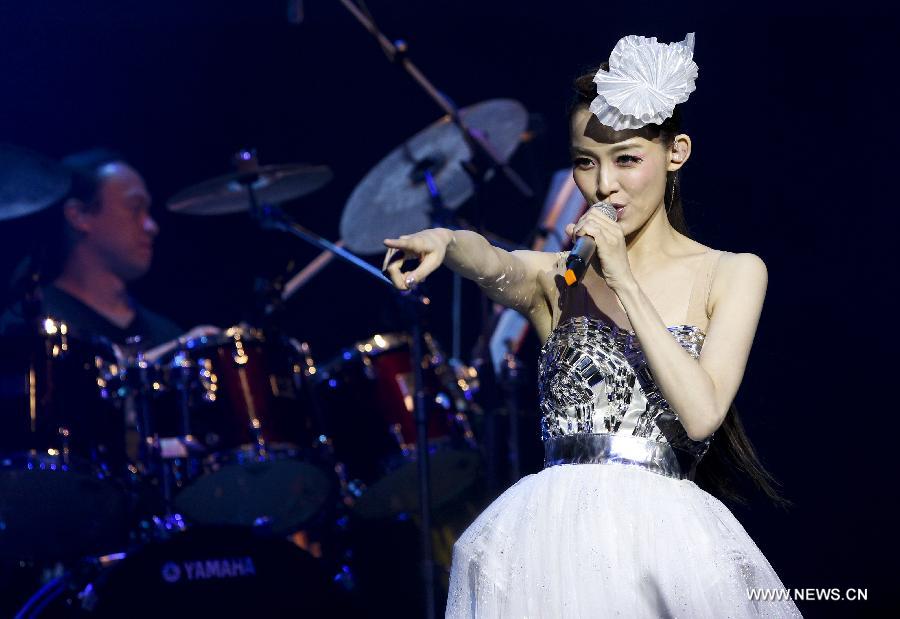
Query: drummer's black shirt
xmin=0 ymin=285 xmax=182 ymax=348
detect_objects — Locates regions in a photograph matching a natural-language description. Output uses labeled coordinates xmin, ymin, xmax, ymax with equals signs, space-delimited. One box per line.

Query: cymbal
xmin=340 ymin=99 xmax=528 ymax=255
xmin=167 ymin=163 xmax=333 ymax=216
xmin=0 ymin=144 xmax=71 ymax=222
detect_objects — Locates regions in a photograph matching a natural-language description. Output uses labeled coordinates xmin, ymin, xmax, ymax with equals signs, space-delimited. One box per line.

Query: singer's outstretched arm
xmin=383 ymin=228 xmax=558 ymax=335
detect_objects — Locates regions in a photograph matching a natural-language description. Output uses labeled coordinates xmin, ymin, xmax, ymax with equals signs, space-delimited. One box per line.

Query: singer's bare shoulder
xmin=707 ymin=251 xmax=767 ymax=319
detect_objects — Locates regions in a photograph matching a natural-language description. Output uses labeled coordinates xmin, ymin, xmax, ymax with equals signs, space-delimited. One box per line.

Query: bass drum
xmin=0 ymin=319 xmax=134 ymax=562
xmin=14 ymin=526 xmax=354 ymax=618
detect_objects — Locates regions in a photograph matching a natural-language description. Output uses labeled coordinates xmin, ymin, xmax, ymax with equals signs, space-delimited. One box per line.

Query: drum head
xmin=173 ymin=459 xmax=333 ymax=534
xmin=85 ymin=526 xmax=349 ymax=617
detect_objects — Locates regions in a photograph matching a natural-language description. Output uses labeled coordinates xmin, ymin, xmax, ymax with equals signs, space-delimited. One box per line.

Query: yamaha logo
xmin=161 ymin=562 xmax=182 ymax=583
xmin=159 ymin=557 xmax=256 ymax=583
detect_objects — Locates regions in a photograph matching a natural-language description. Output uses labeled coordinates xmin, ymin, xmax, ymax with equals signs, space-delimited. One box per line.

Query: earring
xmin=667 ymin=173 xmax=677 ymax=211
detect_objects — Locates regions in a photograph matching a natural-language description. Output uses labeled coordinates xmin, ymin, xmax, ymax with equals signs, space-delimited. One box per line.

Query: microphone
xmin=564 ymin=201 xmax=618 ymax=287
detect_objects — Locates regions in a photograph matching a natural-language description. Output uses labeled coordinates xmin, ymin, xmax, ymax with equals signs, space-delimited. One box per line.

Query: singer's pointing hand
xmin=383 ymin=228 xmax=453 ymax=291
xmin=565 ymin=208 xmax=632 ymax=289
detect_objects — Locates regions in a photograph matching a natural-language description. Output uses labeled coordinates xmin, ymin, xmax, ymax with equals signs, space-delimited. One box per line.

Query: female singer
xmin=384 ymin=33 xmax=802 ymax=618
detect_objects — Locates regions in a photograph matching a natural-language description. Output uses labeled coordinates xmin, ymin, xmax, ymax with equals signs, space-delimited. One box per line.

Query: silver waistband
xmin=544 ymin=433 xmax=699 ymax=480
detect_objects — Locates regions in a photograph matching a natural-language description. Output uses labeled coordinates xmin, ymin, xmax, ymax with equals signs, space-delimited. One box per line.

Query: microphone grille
xmin=591 ymin=201 xmax=618 ymax=222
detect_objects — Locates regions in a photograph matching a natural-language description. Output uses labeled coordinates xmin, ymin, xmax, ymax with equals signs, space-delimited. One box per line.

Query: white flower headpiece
xmin=589 ymin=33 xmax=698 ymax=131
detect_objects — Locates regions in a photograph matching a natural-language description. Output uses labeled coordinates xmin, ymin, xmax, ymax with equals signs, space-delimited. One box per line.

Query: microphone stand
xmin=298 ymin=8 xmax=537 ymax=612
xmin=256 ymin=205 xmax=418 ymax=298
xmin=335 ymin=0 xmax=533 ymax=202
xmin=499 ymin=342 xmax=524 ymax=484
xmin=259 ymin=206 xmax=437 ymax=616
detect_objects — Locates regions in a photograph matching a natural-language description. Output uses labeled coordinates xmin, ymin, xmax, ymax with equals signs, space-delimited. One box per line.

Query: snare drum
xmin=162 ymin=325 xmax=334 ymax=534
xmin=0 ymin=318 xmax=133 ymax=561
xmin=315 ymin=332 xmax=481 ymax=519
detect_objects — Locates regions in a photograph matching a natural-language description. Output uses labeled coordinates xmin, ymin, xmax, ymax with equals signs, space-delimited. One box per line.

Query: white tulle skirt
xmin=446 ymin=462 xmax=802 ymax=618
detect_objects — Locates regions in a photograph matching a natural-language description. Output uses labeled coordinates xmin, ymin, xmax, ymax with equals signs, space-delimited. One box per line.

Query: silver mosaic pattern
xmin=538 ymin=316 xmax=711 ymax=460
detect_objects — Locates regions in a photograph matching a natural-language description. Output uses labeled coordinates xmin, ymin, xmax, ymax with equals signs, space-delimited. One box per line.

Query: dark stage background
xmin=0 ymin=2 xmax=896 ymax=616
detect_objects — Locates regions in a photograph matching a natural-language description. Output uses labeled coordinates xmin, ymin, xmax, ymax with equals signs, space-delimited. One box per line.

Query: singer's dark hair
xmin=568 ymin=65 xmax=792 ymax=510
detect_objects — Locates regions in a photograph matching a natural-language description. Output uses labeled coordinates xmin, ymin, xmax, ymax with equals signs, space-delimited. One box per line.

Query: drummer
xmin=1 ymin=148 xmax=214 ymax=350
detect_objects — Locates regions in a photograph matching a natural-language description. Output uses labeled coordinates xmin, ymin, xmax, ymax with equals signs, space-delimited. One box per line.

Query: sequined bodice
xmin=538 ymin=315 xmax=712 ymax=461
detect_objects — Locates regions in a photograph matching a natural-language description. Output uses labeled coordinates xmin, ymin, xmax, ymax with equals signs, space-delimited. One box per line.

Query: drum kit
xmin=1 ymin=3 xmax=539 ymax=616
xmin=0 ymin=94 xmax=530 ymax=617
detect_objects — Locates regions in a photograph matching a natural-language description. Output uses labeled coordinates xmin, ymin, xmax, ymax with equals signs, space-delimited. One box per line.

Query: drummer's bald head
xmin=61 ymin=148 xmax=129 ymax=211
xmin=48 ymin=149 xmax=156 ymax=282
